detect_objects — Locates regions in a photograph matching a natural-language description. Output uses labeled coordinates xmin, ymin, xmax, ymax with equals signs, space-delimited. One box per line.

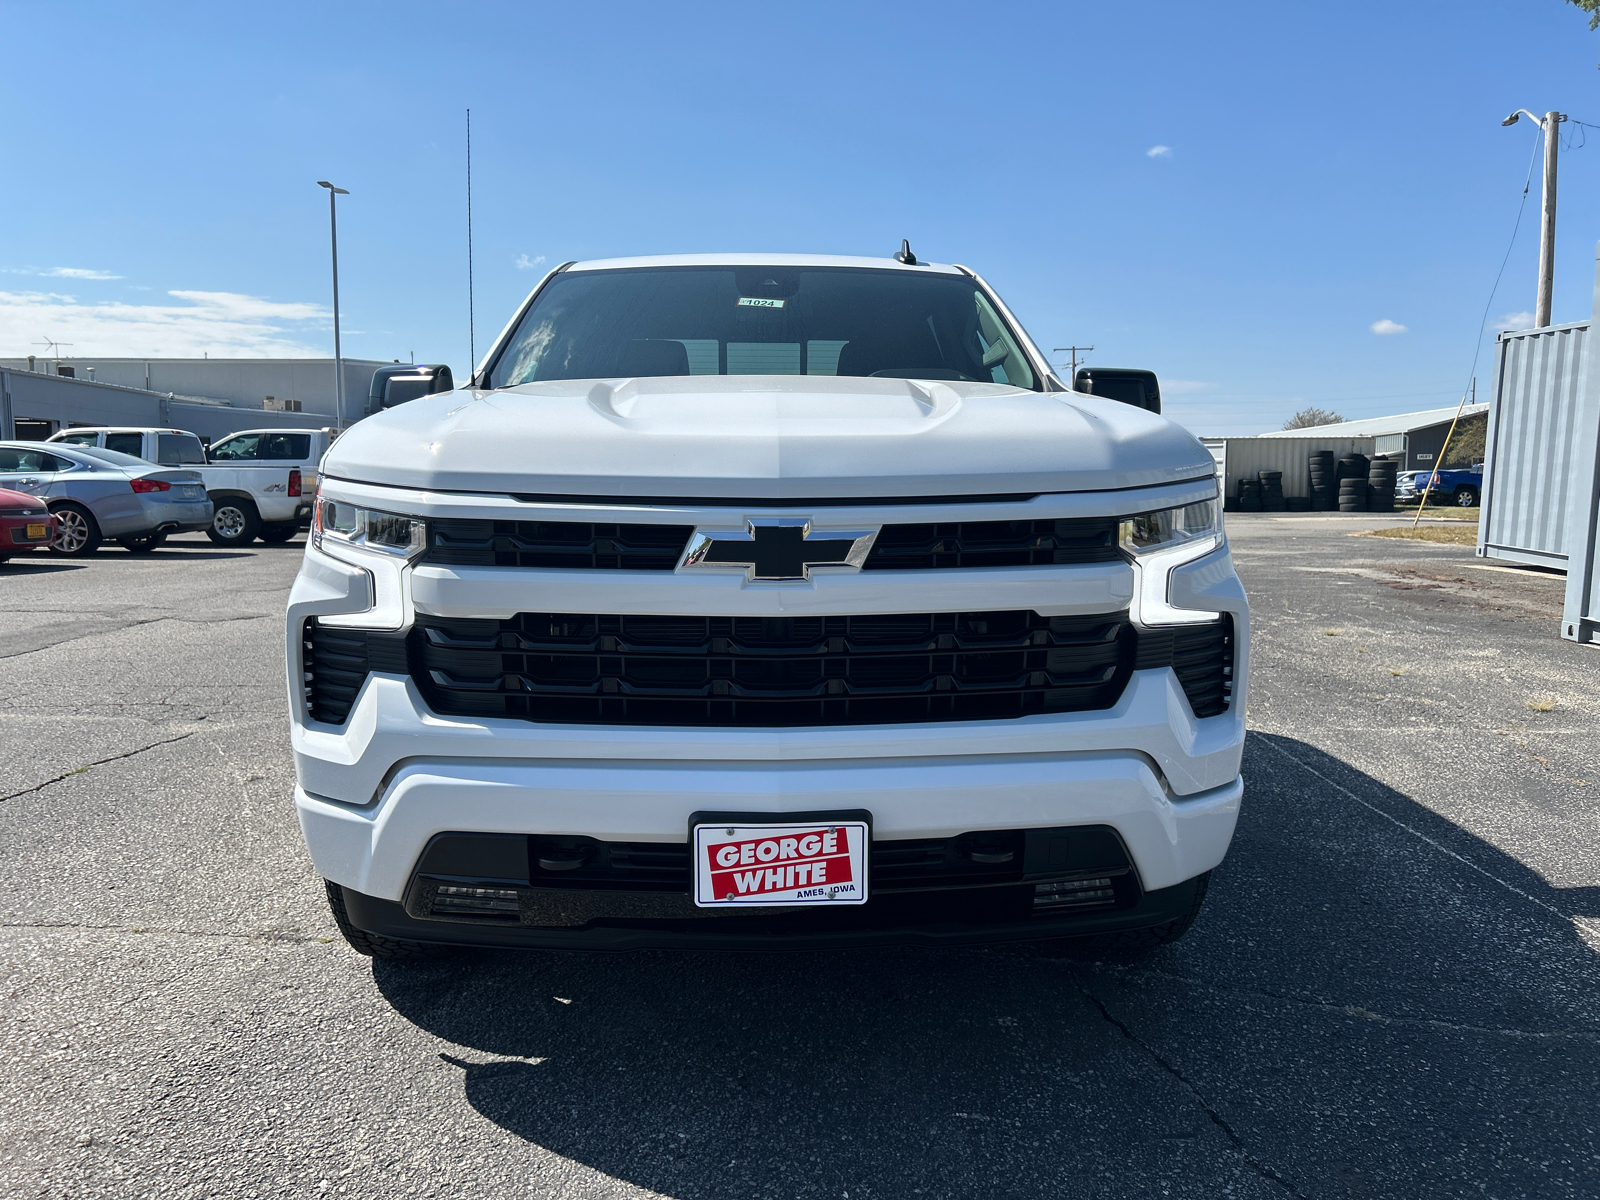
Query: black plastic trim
xmin=340 ymin=872 xmax=1206 ymax=952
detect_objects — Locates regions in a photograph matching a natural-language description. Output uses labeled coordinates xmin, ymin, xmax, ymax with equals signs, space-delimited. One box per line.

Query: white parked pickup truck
xmin=288 ymin=251 xmax=1248 ymax=961
xmin=48 ymin=426 xmax=315 ymax=547
xmin=205 ymin=428 xmax=333 ymax=545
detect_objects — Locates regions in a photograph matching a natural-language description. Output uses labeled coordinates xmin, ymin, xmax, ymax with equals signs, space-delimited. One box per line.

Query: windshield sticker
xmin=737 ymin=297 xmax=785 ymax=308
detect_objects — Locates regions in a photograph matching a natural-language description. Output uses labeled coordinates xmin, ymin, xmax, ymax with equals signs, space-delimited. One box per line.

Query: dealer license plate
xmin=25 ymin=523 xmax=48 ymax=540
xmin=692 ymin=818 xmax=869 ymax=907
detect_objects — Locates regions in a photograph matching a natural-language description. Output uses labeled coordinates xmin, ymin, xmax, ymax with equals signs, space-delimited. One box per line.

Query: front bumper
xmin=332 ymin=867 xmax=1216 ymax=951
xmin=299 ymin=752 xmax=1242 ymax=906
xmin=0 ymin=514 xmax=57 ymax=552
xmin=287 ymin=485 xmax=1250 ymax=950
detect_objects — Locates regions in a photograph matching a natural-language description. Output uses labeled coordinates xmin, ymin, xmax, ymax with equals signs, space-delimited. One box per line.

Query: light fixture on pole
xmin=1502 ymin=109 xmax=1566 ymax=328
xmin=317 ymin=181 xmax=350 ymax=427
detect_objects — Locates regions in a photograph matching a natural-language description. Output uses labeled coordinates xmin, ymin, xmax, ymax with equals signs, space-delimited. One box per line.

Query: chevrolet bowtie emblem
xmin=679 ymin=519 xmax=879 ymax=581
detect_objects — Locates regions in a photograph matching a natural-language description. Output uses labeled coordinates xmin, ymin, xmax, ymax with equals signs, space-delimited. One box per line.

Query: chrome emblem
xmin=678 ymin=518 xmax=878 ymax=581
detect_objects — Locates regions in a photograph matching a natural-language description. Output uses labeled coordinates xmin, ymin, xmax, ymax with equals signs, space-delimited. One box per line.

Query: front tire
xmin=207 ymin=498 xmax=261 ymax=546
xmin=324 ymin=881 xmax=451 ymax=961
xmin=118 ymin=532 xmax=167 ymax=553
xmin=49 ymin=503 xmax=102 ymax=556
xmin=1453 ymin=486 xmax=1479 ymax=508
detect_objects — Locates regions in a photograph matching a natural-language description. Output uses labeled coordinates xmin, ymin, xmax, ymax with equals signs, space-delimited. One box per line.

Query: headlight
xmin=312 ymin=496 xmax=427 ymax=560
xmin=1119 ymin=499 xmax=1223 ymax=626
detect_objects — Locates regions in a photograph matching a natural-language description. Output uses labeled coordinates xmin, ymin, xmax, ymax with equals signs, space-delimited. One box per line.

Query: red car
xmin=0 ymin=487 xmax=58 ymax=562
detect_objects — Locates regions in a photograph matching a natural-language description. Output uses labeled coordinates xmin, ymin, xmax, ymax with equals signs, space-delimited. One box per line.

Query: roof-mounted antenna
xmin=894 ymin=239 xmax=917 ymax=265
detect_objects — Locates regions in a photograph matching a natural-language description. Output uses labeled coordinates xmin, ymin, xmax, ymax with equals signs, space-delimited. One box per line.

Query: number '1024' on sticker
xmin=737 ymin=297 xmax=784 ymax=308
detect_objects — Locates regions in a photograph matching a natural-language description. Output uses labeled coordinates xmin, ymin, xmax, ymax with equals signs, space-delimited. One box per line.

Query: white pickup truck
xmin=289 ymin=251 xmax=1248 ymax=961
xmin=48 ymin=426 xmax=320 ymax=546
xmin=204 ymin=428 xmax=333 ymax=545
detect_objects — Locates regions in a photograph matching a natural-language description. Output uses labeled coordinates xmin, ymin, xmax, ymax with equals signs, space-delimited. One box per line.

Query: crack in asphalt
xmin=1073 ymin=975 xmax=1308 ymax=1197
xmin=1082 ymin=962 xmax=1600 ymax=1042
xmin=0 ymin=920 xmax=323 ymax=945
xmin=0 ymin=613 xmax=274 ymax=661
xmin=1253 ymin=734 xmax=1581 ymax=926
xmin=0 ymin=733 xmax=197 ymax=802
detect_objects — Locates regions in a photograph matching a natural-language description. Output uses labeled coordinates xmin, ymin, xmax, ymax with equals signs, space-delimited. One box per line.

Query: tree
xmin=1566 ymin=0 xmax=1600 ymax=63
xmin=1441 ymin=412 xmax=1488 ymax=467
xmin=1282 ymin=406 xmax=1346 ymax=430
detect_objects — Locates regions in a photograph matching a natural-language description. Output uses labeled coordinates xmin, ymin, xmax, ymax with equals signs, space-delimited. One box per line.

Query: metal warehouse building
xmin=0 ymin=356 xmax=422 ymax=442
xmin=1253 ymin=403 xmax=1489 ymax=470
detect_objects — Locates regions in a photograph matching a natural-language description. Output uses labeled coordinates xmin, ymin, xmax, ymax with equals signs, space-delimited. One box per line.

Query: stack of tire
xmin=1336 ymin=452 xmax=1370 ymax=513
xmin=1256 ymin=470 xmax=1286 ymax=511
xmin=1308 ymin=450 xmax=1336 ymax=511
xmin=1237 ymin=478 xmax=1264 ymax=511
xmin=1366 ymin=457 xmax=1398 ymax=512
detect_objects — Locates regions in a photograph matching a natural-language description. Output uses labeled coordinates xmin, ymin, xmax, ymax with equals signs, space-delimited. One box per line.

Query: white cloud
xmin=0 ymin=289 xmax=329 ymax=357
xmin=1146 ymin=145 xmax=1172 ymax=159
xmin=4 ymin=266 xmax=123 ymax=280
xmin=1370 ymin=318 xmax=1408 ymax=336
xmin=44 ymin=267 xmax=122 ymax=280
xmin=515 ymin=253 xmax=547 ymax=270
xmin=1495 ymin=310 xmax=1536 ymax=331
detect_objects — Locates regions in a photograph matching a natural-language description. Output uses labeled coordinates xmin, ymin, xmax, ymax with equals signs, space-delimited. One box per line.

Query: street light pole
xmin=317 ymin=181 xmax=350 ymax=427
xmin=1502 ymin=109 xmax=1566 ymax=328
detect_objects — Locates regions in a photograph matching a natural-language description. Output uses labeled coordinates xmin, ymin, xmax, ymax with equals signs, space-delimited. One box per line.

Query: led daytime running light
xmin=1118 ymin=498 xmax=1223 ymax=626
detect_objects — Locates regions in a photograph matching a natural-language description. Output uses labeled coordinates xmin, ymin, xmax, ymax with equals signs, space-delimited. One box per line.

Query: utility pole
xmin=1503 ymin=109 xmax=1566 ymax=328
xmin=1053 ymin=345 xmax=1094 ymax=385
xmin=317 ymin=181 xmax=350 ymax=427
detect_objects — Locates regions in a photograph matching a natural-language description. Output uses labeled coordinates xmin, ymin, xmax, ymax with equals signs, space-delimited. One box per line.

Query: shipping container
xmin=1478 ymin=319 xmax=1589 ymax=568
xmin=1477 ymin=243 xmax=1600 ymax=646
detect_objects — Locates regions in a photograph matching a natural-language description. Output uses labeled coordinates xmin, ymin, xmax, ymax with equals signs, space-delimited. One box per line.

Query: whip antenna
xmin=467 ymin=108 xmax=476 ymax=381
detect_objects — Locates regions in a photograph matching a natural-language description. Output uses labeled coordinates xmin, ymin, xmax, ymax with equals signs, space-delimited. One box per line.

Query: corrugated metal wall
xmin=1477 ymin=320 xmax=1589 ymax=567
xmin=0 ymin=370 xmax=334 ymax=443
xmin=1215 ymin=436 xmax=1377 ymax=502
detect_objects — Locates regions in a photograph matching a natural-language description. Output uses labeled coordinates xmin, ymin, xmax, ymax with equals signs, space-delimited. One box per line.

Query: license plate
xmin=25 ymin=523 xmax=48 ymax=539
xmin=692 ymin=817 xmax=869 ymax=907
xmin=181 ymin=486 xmax=202 ymax=499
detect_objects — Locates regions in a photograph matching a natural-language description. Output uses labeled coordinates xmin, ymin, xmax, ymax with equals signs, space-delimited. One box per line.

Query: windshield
xmin=486 ymin=266 xmax=1038 ymax=391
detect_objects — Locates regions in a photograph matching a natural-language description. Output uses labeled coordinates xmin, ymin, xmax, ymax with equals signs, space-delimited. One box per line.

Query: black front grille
xmin=424 ymin=519 xmax=694 ymax=570
xmin=411 ymin=609 xmax=1133 ymax=728
xmin=303 ymin=611 xmax=1233 ymax=729
xmin=416 ymin=516 xmax=1122 ymax=572
xmin=1133 ymin=616 xmax=1235 ymax=718
xmin=303 ymin=620 xmax=408 ymax=725
xmin=862 ymin=518 xmax=1120 ymax=570
xmin=414 ymin=826 xmax=1135 ymax=897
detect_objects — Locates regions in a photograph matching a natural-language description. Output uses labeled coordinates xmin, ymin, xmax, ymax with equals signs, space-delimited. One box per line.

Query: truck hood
xmin=323 ymin=375 xmax=1215 ymax=499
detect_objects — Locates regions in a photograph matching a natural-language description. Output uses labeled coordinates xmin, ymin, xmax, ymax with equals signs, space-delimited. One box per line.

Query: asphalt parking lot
xmin=3 ymin=516 xmax=1598 ymax=1200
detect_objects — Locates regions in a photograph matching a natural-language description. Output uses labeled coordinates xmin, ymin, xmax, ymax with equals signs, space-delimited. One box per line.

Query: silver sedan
xmin=0 ymin=442 xmax=214 ymax=555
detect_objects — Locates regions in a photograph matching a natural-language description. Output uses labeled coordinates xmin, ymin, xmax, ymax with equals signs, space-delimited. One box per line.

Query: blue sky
xmin=3 ymin=1 xmax=1599 ymax=434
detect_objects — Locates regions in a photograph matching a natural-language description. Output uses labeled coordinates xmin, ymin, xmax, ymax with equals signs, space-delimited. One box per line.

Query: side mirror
xmin=1074 ymin=368 xmax=1161 ymax=415
xmin=365 ymin=364 xmax=456 ymax=418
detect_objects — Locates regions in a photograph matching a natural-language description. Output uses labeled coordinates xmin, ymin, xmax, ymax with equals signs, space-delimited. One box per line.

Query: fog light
xmin=1033 ymin=877 xmax=1116 ymax=911
xmin=432 ymin=885 xmax=520 ymax=918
